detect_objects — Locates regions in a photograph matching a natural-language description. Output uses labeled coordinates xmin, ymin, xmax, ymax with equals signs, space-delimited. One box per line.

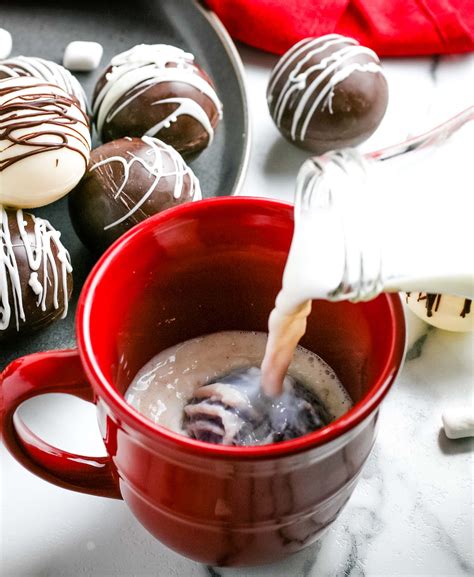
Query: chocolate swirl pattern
xmin=0 ymin=206 xmax=73 ymax=338
xmin=0 ymin=55 xmax=88 ymax=112
xmin=90 ymin=136 xmax=201 ymax=230
xmin=0 ymin=76 xmax=91 ymax=208
xmin=92 ymin=44 xmax=223 ymax=154
xmin=183 ymin=368 xmax=332 ymax=446
xmin=68 ymin=136 xmax=201 ymax=254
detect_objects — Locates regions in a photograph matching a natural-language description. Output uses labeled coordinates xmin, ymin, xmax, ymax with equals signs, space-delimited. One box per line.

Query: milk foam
xmin=125 ymin=331 xmax=352 ymax=436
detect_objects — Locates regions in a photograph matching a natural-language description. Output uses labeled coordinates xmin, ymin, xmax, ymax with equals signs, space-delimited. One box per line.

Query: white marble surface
xmin=1 ymin=46 xmax=474 ymax=577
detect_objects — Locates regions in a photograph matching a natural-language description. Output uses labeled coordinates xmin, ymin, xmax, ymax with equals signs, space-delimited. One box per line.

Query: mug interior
xmin=78 ymin=197 xmax=405 ymax=451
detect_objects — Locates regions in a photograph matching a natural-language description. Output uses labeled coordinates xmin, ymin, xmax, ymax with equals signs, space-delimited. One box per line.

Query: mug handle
xmin=1 ymin=349 xmax=122 ymax=499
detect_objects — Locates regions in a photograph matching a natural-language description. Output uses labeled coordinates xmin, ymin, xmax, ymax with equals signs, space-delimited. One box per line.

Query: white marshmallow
xmin=0 ymin=28 xmax=12 ymax=59
xmin=442 ymin=408 xmax=474 ymax=439
xmin=63 ymin=41 xmax=103 ymax=71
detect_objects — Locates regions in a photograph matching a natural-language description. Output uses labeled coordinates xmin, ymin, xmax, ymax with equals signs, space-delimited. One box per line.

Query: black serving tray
xmin=0 ymin=0 xmax=250 ymax=368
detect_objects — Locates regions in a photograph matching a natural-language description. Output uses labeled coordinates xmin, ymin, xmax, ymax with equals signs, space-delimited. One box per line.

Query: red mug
xmin=1 ymin=197 xmax=405 ymax=566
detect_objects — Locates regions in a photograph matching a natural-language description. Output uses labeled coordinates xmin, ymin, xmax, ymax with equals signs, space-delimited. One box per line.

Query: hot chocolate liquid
xmin=125 ymin=331 xmax=352 ymax=445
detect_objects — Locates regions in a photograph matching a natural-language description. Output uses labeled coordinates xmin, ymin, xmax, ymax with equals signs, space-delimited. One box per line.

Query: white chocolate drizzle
xmin=0 ymin=55 xmax=88 ymax=112
xmin=93 ymin=44 xmax=222 ymax=141
xmin=88 ymin=136 xmax=201 ymax=230
xmin=146 ymin=98 xmax=214 ymax=142
xmin=268 ymin=34 xmax=383 ymax=142
xmin=0 ymin=207 xmax=72 ymax=332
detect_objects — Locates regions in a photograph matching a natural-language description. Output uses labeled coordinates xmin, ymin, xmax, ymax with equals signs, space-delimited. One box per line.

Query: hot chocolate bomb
xmin=184 ymin=367 xmax=332 ymax=445
xmin=0 ymin=206 xmax=73 ymax=340
xmin=267 ymin=34 xmax=388 ymax=153
xmin=0 ymin=76 xmax=91 ymax=208
xmin=0 ymin=55 xmax=88 ymax=113
xmin=92 ymin=44 xmax=223 ymax=157
xmin=406 ymin=292 xmax=473 ymax=332
xmin=69 ymin=136 xmax=201 ymax=254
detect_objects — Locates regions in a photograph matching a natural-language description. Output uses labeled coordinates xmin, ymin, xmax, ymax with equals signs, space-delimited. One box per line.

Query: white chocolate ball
xmin=0 ymin=76 xmax=91 ymax=209
xmin=0 ymin=28 xmax=12 ymax=59
xmin=405 ymin=292 xmax=473 ymax=332
xmin=0 ymin=55 xmax=88 ymax=113
xmin=63 ymin=41 xmax=103 ymax=71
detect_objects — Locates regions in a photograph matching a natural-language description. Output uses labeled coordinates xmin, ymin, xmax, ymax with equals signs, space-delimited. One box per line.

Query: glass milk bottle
xmin=281 ymin=107 xmax=474 ymax=311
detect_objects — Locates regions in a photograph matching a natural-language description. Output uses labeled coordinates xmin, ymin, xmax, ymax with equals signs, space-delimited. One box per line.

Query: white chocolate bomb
xmin=0 ymin=76 xmax=91 ymax=209
xmin=406 ymin=292 xmax=473 ymax=332
xmin=0 ymin=55 xmax=88 ymax=112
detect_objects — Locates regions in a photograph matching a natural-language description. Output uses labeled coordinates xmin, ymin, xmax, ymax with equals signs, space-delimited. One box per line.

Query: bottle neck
xmin=292 ymin=150 xmax=384 ymax=303
xmin=290 ymin=115 xmax=474 ymax=304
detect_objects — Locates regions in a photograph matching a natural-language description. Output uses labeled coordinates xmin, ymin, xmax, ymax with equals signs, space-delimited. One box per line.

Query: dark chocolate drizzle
xmin=423 ymin=293 xmax=442 ymax=317
xmin=460 ymin=299 xmax=471 ymax=318
xmin=0 ymin=82 xmax=90 ymax=171
xmin=411 ymin=292 xmax=472 ymax=318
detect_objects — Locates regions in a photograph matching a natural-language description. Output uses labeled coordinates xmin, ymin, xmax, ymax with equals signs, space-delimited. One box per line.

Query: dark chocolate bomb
xmin=183 ymin=367 xmax=331 ymax=446
xmin=68 ymin=136 xmax=201 ymax=254
xmin=0 ymin=207 xmax=73 ymax=340
xmin=92 ymin=44 xmax=223 ymax=157
xmin=267 ymin=34 xmax=388 ymax=153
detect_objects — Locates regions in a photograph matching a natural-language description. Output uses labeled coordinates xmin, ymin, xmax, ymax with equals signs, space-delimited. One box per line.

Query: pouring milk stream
xmin=261 ymin=108 xmax=474 ymax=396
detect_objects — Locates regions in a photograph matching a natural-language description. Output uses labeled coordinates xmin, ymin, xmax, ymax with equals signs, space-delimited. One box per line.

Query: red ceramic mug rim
xmin=77 ymin=196 xmax=406 ymax=459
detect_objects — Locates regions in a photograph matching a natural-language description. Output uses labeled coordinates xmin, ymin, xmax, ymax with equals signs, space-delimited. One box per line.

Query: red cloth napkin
xmin=205 ymin=0 xmax=474 ymax=56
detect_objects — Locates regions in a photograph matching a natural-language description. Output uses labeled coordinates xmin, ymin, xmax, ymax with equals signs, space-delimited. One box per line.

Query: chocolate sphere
xmin=68 ymin=136 xmax=201 ymax=254
xmin=0 ymin=206 xmax=73 ymax=341
xmin=0 ymin=76 xmax=91 ymax=209
xmin=92 ymin=44 xmax=222 ymax=157
xmin=406 ymin=292 xmax=473 ymax=332
xmin=267 ymin=34 xmax=388 ymax=153
xmin=0 ymin=55 xmax=88 ymax=112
